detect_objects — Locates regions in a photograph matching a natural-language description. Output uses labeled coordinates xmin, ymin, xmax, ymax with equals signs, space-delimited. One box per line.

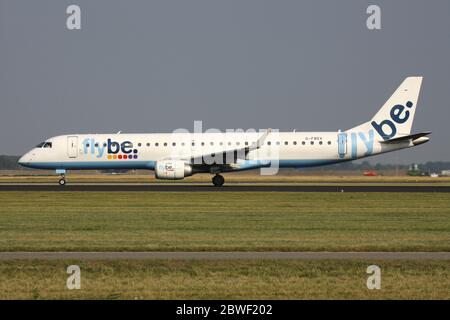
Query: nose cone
xmin=18 ymin=153 xmax=31 ymax=167
xmin=18 ymin=155 xmax=26 ymax=166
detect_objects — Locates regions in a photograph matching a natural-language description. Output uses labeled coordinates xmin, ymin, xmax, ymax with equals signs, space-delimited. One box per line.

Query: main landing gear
xmin=212 ymin=174 xmax=225 ymax=187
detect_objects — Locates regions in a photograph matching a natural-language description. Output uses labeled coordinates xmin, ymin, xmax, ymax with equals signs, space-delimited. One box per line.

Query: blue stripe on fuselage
xmin=21 ymin=161 xmax=156 ymax=170
xmin=20 ymin=159 xmax=344 ymax=171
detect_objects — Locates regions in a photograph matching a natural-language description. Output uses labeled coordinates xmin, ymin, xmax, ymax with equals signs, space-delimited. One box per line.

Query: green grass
xmin=0 ymin=260 xmax=448 ymax=299
xmin=0 ymin=192 xmax=449 ymax=251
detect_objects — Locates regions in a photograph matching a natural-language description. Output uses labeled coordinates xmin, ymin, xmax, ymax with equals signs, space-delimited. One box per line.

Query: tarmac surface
xmin=0 ymin=183 xmax=450 ymax=192
xmin=0 ymin=251 xmax=449 ymax=260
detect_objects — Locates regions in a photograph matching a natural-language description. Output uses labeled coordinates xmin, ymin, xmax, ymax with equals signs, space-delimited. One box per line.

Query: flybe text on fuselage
xmin=350 ymin=130 xmax=374 ymax=158
xmin=82 ymin=138 xmax=138 ymax=159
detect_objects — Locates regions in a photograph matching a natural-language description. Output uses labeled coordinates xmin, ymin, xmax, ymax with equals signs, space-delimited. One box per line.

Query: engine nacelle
xmin=155 ymin=160 xmax=192 ymax=180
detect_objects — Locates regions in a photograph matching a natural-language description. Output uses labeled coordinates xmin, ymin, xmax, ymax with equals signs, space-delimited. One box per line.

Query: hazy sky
xmin=1 ymin=0 xmax=449 ymax=163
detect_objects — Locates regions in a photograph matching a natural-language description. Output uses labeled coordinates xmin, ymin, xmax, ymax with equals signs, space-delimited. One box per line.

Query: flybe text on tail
xmin=371 ymin=101 xmax=414 ymax=140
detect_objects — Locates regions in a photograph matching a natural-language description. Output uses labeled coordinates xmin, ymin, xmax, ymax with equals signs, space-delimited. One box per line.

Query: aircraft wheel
xmin=58 ymin=178 xmax=66 ymax=186
xmin=212 ymin=174 xmax=225 ymax=187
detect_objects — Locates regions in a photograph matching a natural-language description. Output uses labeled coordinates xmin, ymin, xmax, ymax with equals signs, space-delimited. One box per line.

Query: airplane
xmin=18 ymin=77 xmax=430 ymax=186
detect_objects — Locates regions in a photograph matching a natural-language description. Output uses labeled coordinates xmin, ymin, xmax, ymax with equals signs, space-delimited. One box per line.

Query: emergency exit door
xmin=67 ymin=136 xmax=78 ymax=158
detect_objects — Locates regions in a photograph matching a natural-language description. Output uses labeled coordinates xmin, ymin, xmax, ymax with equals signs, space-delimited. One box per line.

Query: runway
xmin=0 ymin=183 xmax=450 ymax=192
xmin=0 ymin=251 xmax=449 ymax=260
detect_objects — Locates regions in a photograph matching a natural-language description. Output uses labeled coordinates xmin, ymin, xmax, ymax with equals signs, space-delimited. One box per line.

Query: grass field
xmin=0 ymin=192 xmax=449 ymax=251
xmin=1 ymin=190 xmax=449 ymax=299
xmin=0 ymin=259 xmax=448 ymax=299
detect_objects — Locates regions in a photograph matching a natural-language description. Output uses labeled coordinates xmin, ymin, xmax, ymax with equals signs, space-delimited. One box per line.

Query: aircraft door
xmin=67 ymin=136 xmax=78 ymax=158
xmin=337 ymin=132 xmax=347 ymax=159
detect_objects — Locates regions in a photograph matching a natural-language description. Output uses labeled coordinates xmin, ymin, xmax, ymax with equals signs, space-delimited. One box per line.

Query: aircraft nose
xmin=18 ymin=155 xmax=26 ymax=165
xmin=18 ymin=153 xmax=31 ymax=166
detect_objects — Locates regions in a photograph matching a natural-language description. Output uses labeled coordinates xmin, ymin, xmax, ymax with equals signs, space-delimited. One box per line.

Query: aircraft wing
xmin=189 ymin=128 xmax=271 ymax=166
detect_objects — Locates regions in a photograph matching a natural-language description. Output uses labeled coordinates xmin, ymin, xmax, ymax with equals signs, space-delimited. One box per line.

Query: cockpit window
xmin=35 ymin=142 xmax=52 ymax=148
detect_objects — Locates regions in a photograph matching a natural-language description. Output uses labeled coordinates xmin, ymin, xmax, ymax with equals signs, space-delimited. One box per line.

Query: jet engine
xmin=155 ymin=160 xmax=192 ymax=180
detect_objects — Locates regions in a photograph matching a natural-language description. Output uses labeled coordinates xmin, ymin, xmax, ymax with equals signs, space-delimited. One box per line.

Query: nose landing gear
xmin=56 ymin=169 xmax=67 ymax=186
xmin=212 ymin=174 xmax=225 ymax=187
xmin=58 ymin=177 xmax=66 ymax=186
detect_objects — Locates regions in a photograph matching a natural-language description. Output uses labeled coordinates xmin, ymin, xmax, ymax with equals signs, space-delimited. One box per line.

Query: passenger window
xmin=284 ymin=141 xmax=288 ymax=145
xmin=146 ymin=143 xmax=150 ymax=147
xmin=293 ymin=141 xmax=297 ymax=145
xmin=319 ymin=141 xmax=323 ymax=145
xmin=310 ymin=141 xmax=314 ymax=145
xmin=276 ymin=141 xmax=280 ymax=146
xmin=328 ymin=141 xmax=331 ymax=145
xmin=172 ymin=142 xmax=176 ymax=146
xmin=267 ymin=141 xmax=271 ymax=145
xmin=164 ymin=143 xmax=167 ymax=147
xmin=155 ymin=143 xmax=159 ymax=147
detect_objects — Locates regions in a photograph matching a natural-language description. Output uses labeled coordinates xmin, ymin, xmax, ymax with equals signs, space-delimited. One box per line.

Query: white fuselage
xmin=18 ymin=130 xmax=412 ymax=172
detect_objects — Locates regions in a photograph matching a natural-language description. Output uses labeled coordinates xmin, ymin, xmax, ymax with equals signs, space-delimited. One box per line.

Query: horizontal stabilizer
xmin=380 ymin=131 xmax=431 ymax=144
